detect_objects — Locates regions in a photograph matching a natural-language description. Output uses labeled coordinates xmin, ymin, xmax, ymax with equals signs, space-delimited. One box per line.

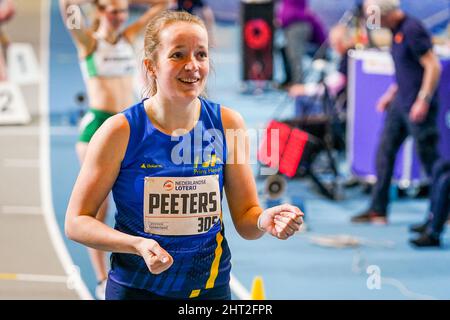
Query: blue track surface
xmin=49 ymin=0 xmax=450 ymax=299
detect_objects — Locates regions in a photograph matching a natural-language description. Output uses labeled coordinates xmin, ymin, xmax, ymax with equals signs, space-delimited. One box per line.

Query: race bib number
xmin=143 ymin=175 xmax=221 ymax=236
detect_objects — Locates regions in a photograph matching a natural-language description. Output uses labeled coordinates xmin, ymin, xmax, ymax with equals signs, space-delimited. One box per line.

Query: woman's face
xmin=101 ymin=0 xmax=129 ymax=30
xmin=152 ymin=21 xmax=209 ymax=102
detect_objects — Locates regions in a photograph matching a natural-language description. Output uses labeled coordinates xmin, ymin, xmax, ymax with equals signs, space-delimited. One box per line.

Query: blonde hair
xmin=143 ymin=10 xmax=208 ymax=97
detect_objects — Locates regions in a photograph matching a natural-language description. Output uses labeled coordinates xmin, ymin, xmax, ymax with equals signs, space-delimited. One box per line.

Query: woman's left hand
xmin=258 ymin=204 xmax=304 ymax=240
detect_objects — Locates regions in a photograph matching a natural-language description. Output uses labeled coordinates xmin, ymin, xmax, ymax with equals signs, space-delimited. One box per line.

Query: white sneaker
xmin=95 ymin=279 xmax=107 ymax=300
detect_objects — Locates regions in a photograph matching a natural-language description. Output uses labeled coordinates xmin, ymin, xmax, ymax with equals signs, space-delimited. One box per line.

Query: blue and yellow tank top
xmin=110 ymin=97 xmax=232 ymax=298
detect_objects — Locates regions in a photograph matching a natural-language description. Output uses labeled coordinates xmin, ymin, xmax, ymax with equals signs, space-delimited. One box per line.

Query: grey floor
xmin=0 ymin=120 xmax=80 ymax=299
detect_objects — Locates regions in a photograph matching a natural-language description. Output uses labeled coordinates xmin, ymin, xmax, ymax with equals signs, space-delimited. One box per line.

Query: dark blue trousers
xmin=427 ymin=159 xmax=450 ymax=238
xmin=369 ymin=103 xmax=439 ymax=215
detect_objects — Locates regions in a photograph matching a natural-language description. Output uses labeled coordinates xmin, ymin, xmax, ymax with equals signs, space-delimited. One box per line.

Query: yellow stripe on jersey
xmin=189 ymin=289 xmax=201 ymax=298
xmin=205 ymin=224 xmax=224 ymax=289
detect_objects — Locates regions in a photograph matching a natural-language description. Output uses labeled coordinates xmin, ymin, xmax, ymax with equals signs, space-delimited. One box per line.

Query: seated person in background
xmin=172 ymin=0 xmax=215 ymax=46
xmin=276 ymin=0 xmax=327 ymax=86
xmin=288 ymin=24 xmax=354 ymax=151
xmin=410 ymin=159 xmax=450 ymax=247
xmin=288 ymin=24 xmax=353 ymax=100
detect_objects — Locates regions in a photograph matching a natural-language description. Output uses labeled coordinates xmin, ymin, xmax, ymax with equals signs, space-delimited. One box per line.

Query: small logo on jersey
xmin=394 ymin=32 xmax=403 ymax=44
xmin=194 ymin=154 xmax=221 ymax=169
xmin=141 ymin=163 xmax=163 ymax=169
xmin=163 ymin=180 xmax=174 ymax=191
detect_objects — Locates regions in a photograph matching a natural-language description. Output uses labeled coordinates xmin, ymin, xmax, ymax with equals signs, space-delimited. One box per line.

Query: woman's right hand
xmin=135 ymin=238 xmax=173 ymax=274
